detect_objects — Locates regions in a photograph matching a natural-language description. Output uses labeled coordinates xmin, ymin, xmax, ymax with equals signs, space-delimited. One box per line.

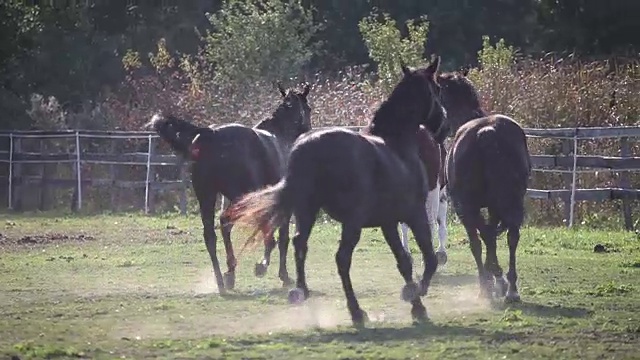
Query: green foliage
xmin=203 ymin=0 xmax=321 ymax=89
xmin=477 ymin=35 xmax=516 ymax=72
xmin=465 ymin=35 xmax=517 ymax=114
xmin=149 ymin=38 xmax=175 ymax=73
xmin=0 ymin=2 xmax=41 ymax=70
xmin=122 ymin=49 xmax=142 ymax=71
xmin=358 ymin=12 xmax=429 ymax=93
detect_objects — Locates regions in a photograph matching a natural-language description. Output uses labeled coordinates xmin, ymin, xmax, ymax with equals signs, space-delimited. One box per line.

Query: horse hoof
xmin=411 ymin=305 xmax=428 ymax=323
xmin=401 ymin=282 xmax=421 ymax=302
xmin=288 ymin=288 xmax=306 ymax=305
xmin=436 ymin=251 xmax=448 ymax=266
xmin=223 ymin=272 xmax=236 ymax=290
xmin=352 ymin=309 xmax=370 ymax=328
xmin=254 ymin=263 xmax=268 ymax=278
xmin=505 ymin=292 xmax=521 ymax=304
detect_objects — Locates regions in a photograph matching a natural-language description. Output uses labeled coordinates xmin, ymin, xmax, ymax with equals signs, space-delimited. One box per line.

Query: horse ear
xmin=302 ymin=82 xmax=310 ymax=98
xmin=400 ymin=62 xmax=411 ymax=76
xmin=426 ymin=55 xmax=441 ymax=76
xmin=277 ymin=82 xmax=287 ymax=98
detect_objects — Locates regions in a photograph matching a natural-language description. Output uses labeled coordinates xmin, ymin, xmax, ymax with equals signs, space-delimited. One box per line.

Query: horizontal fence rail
xmin=0 ymin=125 xmax=639 ymax=229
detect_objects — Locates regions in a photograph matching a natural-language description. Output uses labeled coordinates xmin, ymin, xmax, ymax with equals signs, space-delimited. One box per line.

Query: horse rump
xmin=476 ymin=116 xmax=530 ymax=228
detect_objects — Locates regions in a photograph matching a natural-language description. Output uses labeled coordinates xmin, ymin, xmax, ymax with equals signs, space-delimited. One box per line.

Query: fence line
xmin=1 ymin=126 xmax=639 ymax=228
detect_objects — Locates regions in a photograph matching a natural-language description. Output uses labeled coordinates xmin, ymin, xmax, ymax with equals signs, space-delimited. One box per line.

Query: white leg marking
xmin=400 ymin=222 xmax=410 ymax=254
xmin=425 ymin=183 xmax=440 ymax=250
xmin=437 ymin=185 xmax=448 ymax=253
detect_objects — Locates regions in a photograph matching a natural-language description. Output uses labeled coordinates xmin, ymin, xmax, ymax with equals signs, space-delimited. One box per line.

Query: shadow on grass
xmin=432 ymin=273 xmax=478 ymax=287
xmin=492 ymin=300 xmax=592 ymax=318
xmin=235 ymin=321 xmax=516 ymax=345
xmin=220 ymin=288 xmax=328 ymax=302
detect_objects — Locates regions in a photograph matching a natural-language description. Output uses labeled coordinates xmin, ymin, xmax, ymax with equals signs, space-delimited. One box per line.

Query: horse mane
xmin=254 ymin=99 xmax=290 ymax=132
xmin=365 ymin=76 xmax=423 ymax=138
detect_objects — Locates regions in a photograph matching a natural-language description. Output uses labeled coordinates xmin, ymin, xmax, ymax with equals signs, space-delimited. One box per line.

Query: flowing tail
xmin=224 ymin=179 xmax=294 ymax=253
xmin=477 ymin=125 xmax=526 ymax=232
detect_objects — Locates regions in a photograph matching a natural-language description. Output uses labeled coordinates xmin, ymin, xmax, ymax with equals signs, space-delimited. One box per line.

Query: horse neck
xmin=364 ymin=123 xmax=420 ymax=159
xmin=162 ymin=122 xmax=202 ymax=156
xmin=255 ymin=116 xmax=299 ymax=148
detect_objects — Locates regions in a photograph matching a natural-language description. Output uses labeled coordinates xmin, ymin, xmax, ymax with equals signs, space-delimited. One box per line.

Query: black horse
xmin=440 ymin=71 xmax=531 ymax=303
xmin=225 ymin=57 xmax=448 ymax=326
xmin=147 ymin=83 xmax=312 ymax=294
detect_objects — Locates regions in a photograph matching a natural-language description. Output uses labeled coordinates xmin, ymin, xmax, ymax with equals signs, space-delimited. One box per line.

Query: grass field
xmin=1 ymin=213 xmax=639 ymax=359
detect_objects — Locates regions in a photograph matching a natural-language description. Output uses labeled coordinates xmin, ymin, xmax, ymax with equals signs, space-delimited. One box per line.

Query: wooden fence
xmin=1 ymin=126 xmax=639 ymax=229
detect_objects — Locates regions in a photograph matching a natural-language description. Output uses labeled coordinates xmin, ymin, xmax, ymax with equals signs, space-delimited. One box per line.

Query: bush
xmin=204 ymin=0 xmax=321 ymax=90
xmin=358 ymin=11 xmax=430 ymax=93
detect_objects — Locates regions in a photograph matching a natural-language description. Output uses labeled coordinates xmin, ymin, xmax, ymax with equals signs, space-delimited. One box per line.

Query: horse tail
xmin=477 ymin=125 xmax=525 ymax=230
xmin=224 ymin=178 xmax=294 ymax=252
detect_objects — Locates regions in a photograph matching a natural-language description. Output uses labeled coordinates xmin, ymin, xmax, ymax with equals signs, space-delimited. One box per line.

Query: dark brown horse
xmin=399 ymin=126 xmax=449 ymax=267
xmin=147 ymin=83 xmax=312 ymax=294
xmin=225 ymin=57 xmax=448 ymax=327
xmin=398 ymin=70 xmax=485 ymax=268
xmin=440 ymin=71 xmax=532 ymax=303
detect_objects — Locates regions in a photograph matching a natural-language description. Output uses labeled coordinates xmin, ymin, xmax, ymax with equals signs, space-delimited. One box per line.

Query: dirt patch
xmin=0 ymin=232 xmax=96 ymax=247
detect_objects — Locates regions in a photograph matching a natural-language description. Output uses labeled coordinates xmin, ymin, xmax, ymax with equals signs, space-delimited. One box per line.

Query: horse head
xmin=258 ymin=82 xmax=313 ymax=144
xmin=368 ymin=56 xmax=447 ymax=139
xmin=437 ymin=70 xmax=487 ymax=136
xmin=145 ymin=113 xmax=204 ymax=157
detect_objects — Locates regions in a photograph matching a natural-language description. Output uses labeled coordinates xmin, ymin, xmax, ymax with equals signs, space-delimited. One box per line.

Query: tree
xmin=359 ymin=11 xmax=430 ymax=93
xmin=203 ymin=0 xmax=321 ymax=90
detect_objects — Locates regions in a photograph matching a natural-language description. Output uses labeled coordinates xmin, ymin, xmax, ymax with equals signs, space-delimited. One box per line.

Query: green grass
xmin=1 ymin=213 xmax=639 ymax=359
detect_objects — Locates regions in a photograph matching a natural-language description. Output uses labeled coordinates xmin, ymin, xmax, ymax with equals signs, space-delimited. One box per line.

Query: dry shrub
xmin=22 ymin=53 xmax=639 ymax=229
xmin=471 ymin=55 xmax=640 ymax=229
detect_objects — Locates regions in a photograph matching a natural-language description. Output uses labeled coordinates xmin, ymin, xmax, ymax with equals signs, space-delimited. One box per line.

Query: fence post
xmin=568 ymin=135 xmax=578 ymax=228
xmin=109 ymin=138 xmax=119 ymax=211
xmin=144 ymin=135 xmax=153 ymax=214
xmin=75 ymin=131 xmax=82 ymax=211
xmin=7 ymin=133 xmax=13 ymax=210
xmin=619 ymin=137 xmax=633 ymax=230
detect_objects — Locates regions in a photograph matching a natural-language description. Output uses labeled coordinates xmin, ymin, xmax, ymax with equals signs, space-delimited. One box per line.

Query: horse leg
xmin=505 ymin=226 xmax=521 ymax=303
xmin=478 ymin=213 xmax=506 ymax=298
xmin=426 ymin=183 xmax=445 ymax=267
xmin=436 ymin=185 xmax=449 ymax=265
xmin=219 ymin=209 xmax=237 ymax=290
xmin=197 ymin=190 xmax=225 ymax=294
xmin=288 ymin=206 xmax=318 ymax=304
xmin=381 ymin=224 xmax=427 ymax=322
xmin=336 ymin=223 xmax=370 ymax=327
xmin=254 ymin=235 xmax=276 ymax=278
xmin=406 ymin=208 xmax=438 ymax=300
xmin=276 ymin=215 xmax=294 ymax=287
xmin=460 ymin=210 xmax=493 ymax=299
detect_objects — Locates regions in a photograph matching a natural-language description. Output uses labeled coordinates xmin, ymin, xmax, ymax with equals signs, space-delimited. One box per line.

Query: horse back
xmin=290 ymin=127 xmax=426 ymax=225
xmin=192 ymin=124 xmax=283 ymax=193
